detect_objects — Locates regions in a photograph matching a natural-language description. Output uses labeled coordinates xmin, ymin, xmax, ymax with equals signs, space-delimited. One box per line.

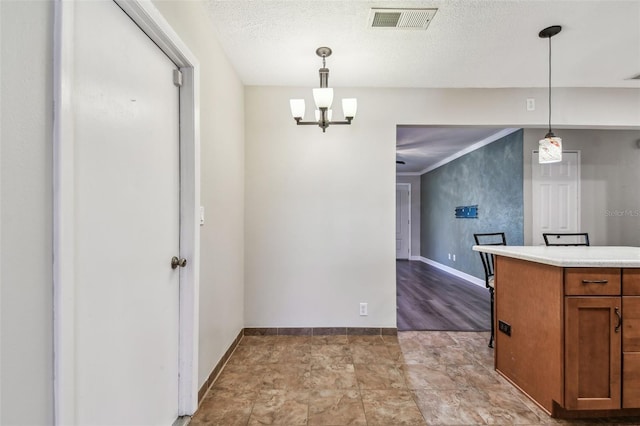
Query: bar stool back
xmin=473 ymin=232 xmax=507 ymax=348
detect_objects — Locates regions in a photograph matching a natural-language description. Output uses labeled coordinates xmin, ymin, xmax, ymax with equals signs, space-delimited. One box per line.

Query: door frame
xmin=531 ymin=150 xmax=581 ymax=245
xmin=53 ymin=0 xmax=201 ymax=423
xmin=396 ymin=183 xmax=412 ymax=259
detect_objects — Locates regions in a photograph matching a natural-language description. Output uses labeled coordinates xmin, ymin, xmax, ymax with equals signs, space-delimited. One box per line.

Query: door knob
xmin=171 ymin=256 xmax=187 ymax=269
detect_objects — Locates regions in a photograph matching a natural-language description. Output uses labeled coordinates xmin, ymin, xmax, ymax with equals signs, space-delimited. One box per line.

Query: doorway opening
xmin=395 ymin=126 xmax=521 ymax=332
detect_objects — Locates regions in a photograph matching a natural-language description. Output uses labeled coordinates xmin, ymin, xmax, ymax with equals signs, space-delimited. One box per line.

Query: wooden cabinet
xmin=623 ymin=269 xmax=640 ymax=408
xmin=562 ymin=268 xmax=640 ymax=411
xmin=495 ymin=258 xmax=640 ymax=417
xmin=564 ymin=296 xmax=621 ymax=410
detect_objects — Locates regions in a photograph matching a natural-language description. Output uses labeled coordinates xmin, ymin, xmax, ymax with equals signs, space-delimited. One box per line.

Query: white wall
xmin=395 ymin=175 xmax=421 ymax=257
xmin=152 ymin=1 xmax=245 ymax=388
xmin=1 ymin=1 xmax=54 ymax=424
xmin=0 ymin=4 xmax=245 ymax=423
xmin=245 ymin=88 xmax=399 ymax=328
xmin=1 ymin=1 xmax=639 ymax=418
xmin=244 ymin=87 xmax=639 ymax=329
xmin=523 ymin=128 xmax=640 ymax=246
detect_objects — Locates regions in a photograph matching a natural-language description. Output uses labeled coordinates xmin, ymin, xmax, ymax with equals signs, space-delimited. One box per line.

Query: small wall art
xmin=455 ymin=205 xmax=478 ymax=219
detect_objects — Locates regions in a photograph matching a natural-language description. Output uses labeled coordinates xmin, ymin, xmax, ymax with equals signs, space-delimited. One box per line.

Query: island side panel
xmin=495 ymin=256 xmax=564 ymax=413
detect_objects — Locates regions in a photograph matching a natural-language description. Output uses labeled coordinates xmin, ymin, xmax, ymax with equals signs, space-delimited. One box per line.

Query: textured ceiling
xmin=204 ymin=0 xmax=640 ymax=89
xmin=203 ymin=0 xmax=639 ymax=172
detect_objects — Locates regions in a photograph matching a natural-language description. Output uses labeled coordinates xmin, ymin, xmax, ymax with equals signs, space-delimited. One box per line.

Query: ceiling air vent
xmin=369 ymin=8 xmax=437 ymax=30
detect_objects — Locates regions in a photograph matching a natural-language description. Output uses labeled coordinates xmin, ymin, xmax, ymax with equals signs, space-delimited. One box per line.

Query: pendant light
xmin=289 ymin=47 xmax=357 ymax=133
xmin=538 ymin=25 xmax=562 ymax=164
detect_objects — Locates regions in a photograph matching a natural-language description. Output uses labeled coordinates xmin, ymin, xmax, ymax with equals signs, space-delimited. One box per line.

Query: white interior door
xmin=74 ymin=1 xmax=180 ymax=423
xmin=532 ymin=151 xmax=580 ymax=245
xmin=396 ymin=184 xmax=411 ymax=259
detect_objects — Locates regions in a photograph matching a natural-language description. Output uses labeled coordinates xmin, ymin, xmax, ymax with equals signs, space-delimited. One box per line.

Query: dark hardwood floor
xmin=396 ymin=260 xmax=491 ymax=331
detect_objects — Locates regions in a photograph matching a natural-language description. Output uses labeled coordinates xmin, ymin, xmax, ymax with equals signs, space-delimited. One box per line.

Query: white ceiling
xmin=396 ymin=126 xmax=516 ymax=173
xmin=204 ymin=0 xmax=640 ymax=89
xmin=203 ymin=0 xmax=640 ymax=171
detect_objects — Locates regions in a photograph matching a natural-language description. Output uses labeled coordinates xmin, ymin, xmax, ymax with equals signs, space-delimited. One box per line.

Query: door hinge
xmin=173 ymin=69 xmax=183 ymax=87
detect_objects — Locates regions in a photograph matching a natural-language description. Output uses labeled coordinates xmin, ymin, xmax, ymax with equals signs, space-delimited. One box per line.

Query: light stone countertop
xmin=472 ymin=245 xmax=640 ymax=268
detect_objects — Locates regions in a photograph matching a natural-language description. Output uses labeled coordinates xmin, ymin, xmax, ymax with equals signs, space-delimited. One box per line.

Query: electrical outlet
xmin=359 ymin=303 xmax=368 ymax=316
xmin=499 ymin=320 xmax=512 ymax=336
xmin=452 ymin=254 xmax=456 ymax=261
xmin=526 ymin=98 xmax=535 ymax=111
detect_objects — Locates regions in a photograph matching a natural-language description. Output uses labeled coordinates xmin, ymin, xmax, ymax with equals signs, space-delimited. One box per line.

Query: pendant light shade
xmin=342 ymin=98 xmax=358 ymax=119
xmin=289 ymin=99 xmax=306 ymax=119
xmin=538 ymin=25 xmax=562 ymax=164
xmin=539 ymin=132 xmax=562 ymax=164
xmin=313 ymin=88 xmax=334 ymax=109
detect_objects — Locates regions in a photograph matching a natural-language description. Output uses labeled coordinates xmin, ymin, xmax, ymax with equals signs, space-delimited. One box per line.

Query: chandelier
xmin=289 ymin=47 xmax=357 ymax=133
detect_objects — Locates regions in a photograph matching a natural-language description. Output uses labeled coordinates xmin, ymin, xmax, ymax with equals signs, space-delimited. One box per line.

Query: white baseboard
xmin=412 ymin=256 xmax=486 ymax=288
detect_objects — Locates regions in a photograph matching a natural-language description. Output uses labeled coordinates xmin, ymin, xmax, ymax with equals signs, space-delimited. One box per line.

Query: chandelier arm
xmin=294 ymin=119 xmax=352 ymax=125
xmin=325 ymin=119 xmax=353 ymax=125
xmin=294 ymin=120 xmax=323 ymax=126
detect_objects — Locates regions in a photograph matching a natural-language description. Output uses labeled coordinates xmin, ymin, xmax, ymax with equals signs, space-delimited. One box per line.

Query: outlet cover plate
xmin=498 ymin=320 xmax=511 ymax=336
xmin=359 ymin=303 xmax=368 ymax=316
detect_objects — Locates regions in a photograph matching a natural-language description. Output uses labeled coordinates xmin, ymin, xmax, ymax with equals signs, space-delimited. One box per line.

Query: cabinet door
xmin=565 ymin=297 xmax=621 ymax=410
xmin=623 ymin=296 xmax=640 ymax=408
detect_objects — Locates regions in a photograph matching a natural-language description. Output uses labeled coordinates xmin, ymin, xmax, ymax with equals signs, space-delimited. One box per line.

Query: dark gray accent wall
xmin=420 ymin=130 xmax=524 ymax=280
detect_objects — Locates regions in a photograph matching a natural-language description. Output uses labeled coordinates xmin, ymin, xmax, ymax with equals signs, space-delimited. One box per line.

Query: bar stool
xmin=543 ymin=232 xmax=590 ymax=246
xmin=473 ymin=232 xmax=507 ymax=348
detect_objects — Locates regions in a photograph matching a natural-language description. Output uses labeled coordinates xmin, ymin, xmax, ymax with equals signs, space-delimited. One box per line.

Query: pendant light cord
xmin=548 ymin=36 xmax=552 ymax=134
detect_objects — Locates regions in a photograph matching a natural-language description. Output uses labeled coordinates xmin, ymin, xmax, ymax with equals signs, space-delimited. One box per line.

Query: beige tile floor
xmin=190 ymin=331 xmax=640 ymax=425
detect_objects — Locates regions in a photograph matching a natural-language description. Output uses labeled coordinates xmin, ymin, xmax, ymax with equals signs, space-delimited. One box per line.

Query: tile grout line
xmin=196 ymin=331 xmax=561 ymax=425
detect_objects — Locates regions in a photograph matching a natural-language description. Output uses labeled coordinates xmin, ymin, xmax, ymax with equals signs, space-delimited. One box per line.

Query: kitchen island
xmin=472 ymin=245 xmax=640 ymax=418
